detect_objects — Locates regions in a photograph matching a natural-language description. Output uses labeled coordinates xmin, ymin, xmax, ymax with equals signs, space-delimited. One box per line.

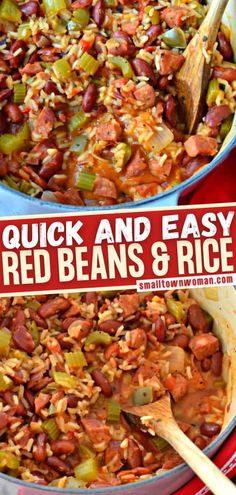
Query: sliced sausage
xmin=159 ymin=50 xmax=185 ymax=75
xmin=184 ymin=135 xmax=218 ymax=157
xmin=126 ymin=149 xmax=148 ymax=177
xmin=189 ymin=334 xmax=220 ymax=360
xmin=96 ymin=120 xmax=122 ymax=141
xmin=34 ymin=108 xmax=56 ymax=139
xmin=81 ymin=418 xmax=111 ymax=444
xmin=161 ymin=7 xmax=190 ymax=28
xmin=20 ymin=62 xmax=42 ymax=75
xmin=165 ymin=373 xmax=188 ymax=402
xmin=105 ymin=441 xmax=124 ymax=472
xmin=93 ymin=176 xmax=117 ymax=199
xmin=118 ymin=293 xmax=140 ymax=318
xmin=134 ymin=83 xmax=156 ymax=109
xmin=149 ymin=157 xmax=173 ymax=182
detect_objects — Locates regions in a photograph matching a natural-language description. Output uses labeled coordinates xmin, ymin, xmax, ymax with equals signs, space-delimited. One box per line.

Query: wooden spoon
xmin=176 ymin=0 xmax=229 ymax=133
xmin=122 ymin=394 xmax=236 ymax=495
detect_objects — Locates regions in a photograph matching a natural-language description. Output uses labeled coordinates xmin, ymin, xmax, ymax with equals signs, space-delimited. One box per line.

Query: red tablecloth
xmin=180 ymin=148 xmax=236 ymax=205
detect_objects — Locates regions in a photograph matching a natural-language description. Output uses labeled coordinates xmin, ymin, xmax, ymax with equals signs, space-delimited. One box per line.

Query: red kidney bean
xmin=92 ymin=0 xmax=105 ymax=27
xmin=109 ymin=31 xmax=135 ymax=56
xmin=34 ymin=433 xmax=47 ymax=463
xmin=11 ymin=309 xmax=26 ymax=330
xmin=171 ymin=334 xmax=189 ymax=349
xmin=200 ymin=422 xmax=221 ymax=437
xmin=211 ymin=351 xmax=223 ymax=376
xmin=67 ymin=394 xmax=79 ymax=408
xmin=194 ymin=436 xmax=207 ymax=450
xmin=0 ymin=412 xmax=8 ymax=429
xmin=3 ymin=391 xmax=26 ymax=416
xmin=27 ymin=371 xmax=51 ymax=391
xmin=28 ymin=51 xmax=39 ymax=64
xmin=68 ymin=319 xmax=93 ymax=339
xmin=11 ymin=72 xmax=21 ymax=81
xmin=127 ymin=439 xmax=142 ymax=469
xmin=187 ymin=304 xmax=208 ymax=332
xmin=9 ymin=40 xmax=27 ymax=68
xmin=47 ymin=456 xmax=70 ymax=474
xmin=0 ymin=88 xmax=12 ymax=102
xmin=91 ymin=369 xmax=113 ymax=397
xmin=48 ymin=175 xmax=66 ymax=191
xmin=57 ymin=333 xmax=73 ymax=350
xmin=132 ymin=58 xmax=156 ymax=85
xmin=51 ymin=440 xmax=75 ymax=456
xmin=38 ymin=297 xmax=70 ymax=318
xmin=164 ymin=94 xmax=177 ymax=127
xmin=24 ymin=389 xmax=35 ymax=410
xmin=28 ymin=308 xmax=47 ymax=329
xmin=0 ymin=74 xmax=7 ymax=88
xmin=158 ymin=76 xmax=169 ymax=90
xmin=183 ymin=156 xmax=209 ymax=179
xmin=39 ymin=151 xmax=63 ymax=179
xmin=145 ymin=25 xmax=162 ymax=47
xmin=13 ymin=369 xmax=26 ymax=384
xmin=20 ymin=1 xmax=39 ymax=16
xmin=4 ymin=103 xmax=23 ymax=123
xmin=62 ymin=317 xmax=77 ymax=331
xmin=205 ymin=105 xmax=231 ymax=128
xmin=44 ymin=80 xmax=59 ymax=95
xmin=213 ymin=67 xmax=236 ymax=82
xmin=0 ymin=111 xmax=7 ymax=133
xmin=82 ymin=82 xmax=97 ymax=112
xmin=154 ymin=316 xmax=166 ymax=342
xmin=13 ymin=325 xmax=35 ymax=353
xmin=217 ymin=32 xmax=233 ymax=60
xmin=85 ymin=292 xmax=97 ymax=305
xmin=99 ymin=319 xmax=121 ymax=335
xmin=94 ymin=34 xmax=106 ymax=54
xmin=201 ymin=357 xmax=211 ymax=372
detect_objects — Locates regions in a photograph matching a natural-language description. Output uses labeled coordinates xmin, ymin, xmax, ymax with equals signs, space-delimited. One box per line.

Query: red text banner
xmin=0 ymin=203 xmax=236 ymax=295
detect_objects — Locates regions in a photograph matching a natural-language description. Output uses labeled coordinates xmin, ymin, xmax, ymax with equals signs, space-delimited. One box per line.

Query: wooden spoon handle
xmin=199 ymin=0 xmax=229 ymax=47
xmin=158 ymin=422 xmax=236 ymax=495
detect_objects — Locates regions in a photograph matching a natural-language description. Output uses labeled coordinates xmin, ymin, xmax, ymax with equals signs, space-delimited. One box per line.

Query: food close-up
xmin=0 ymin=0 xmax=235 ymax=208
xmin=0 ymin=289 xmax=233 ymax=490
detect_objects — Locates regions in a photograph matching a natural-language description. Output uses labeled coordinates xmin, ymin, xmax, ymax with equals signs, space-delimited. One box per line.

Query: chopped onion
xmin=164 ymin=345 xmax=185 ymax=373
xmin=144 ymin=123 xmax=174 ymax=153
xmin=41 ymin=191 xmax=59 ymax=203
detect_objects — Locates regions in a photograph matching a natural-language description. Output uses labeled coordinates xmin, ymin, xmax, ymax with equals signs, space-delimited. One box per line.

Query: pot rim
xmin=1 ymin=416 xmax=235 ymax=493
xmin=0 ymin=128 xmax=235 ymax=212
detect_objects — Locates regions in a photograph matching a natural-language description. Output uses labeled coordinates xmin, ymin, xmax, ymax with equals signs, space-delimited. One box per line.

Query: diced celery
xmin=77 ymin=171 xmax=96 ymax=191
xmin=145 ymin=5 xmax=160 ymax=24
xmin=17 ymin=22 xmax=31 ymax=40
xmin=220 ymin=114 xmax=233 ymax=139
xmin=73 ymin=8 xmax=90 ymax=28
xmin=132 ymin=386 xmax=153 ymax=406
xmin=0 ymin=330 xmax=11 ymax=357
xmin=0 ymin=373 xmax=13 ymax=391
xmin=43 ymin=0 xmax=66 ymax=16
xmin=66 ymin=477 xmax=87 ymax=488
xmin=0 ymin=0 xmax=21 ymax=23
xmin=68 ymin=111 xmax=88 ymax=134
xmin=166 ymin=298 xmax=185 ymax=322
xmin=206 ymin=79 xmax=220 ymax=107
xmin=78 ymin=52 xmax=100 ymax=75
xmin=152 ymin=436 xmax=170 ymax=452
xmin=162 ymin=28 xmax=186 ymax=48
xmin=70 ymin=134 xmax=88 ymax=155
xmin=50 ymin=16 xmax=66 ymax=33
xmin=104 ymin=0 xmax=116 ymax=6
xmin=25 ymin=299 xmax=41 ymax=310
xmin=74 ymin=458 xmax=98 ymax=482
xmin=0 ymin=123 xmax=30 ymax=155
xmin=53 ymin=371 xmax=77 ymax=389
xmin=65 ymin=351 xmax=87 ymax=368
xmin=107 ymin=399 xmax=121 ymax=422
xmin=30 ymin=321 xmax=39 ymax=346
xmin=42 ymin=418 xmax=60 ymax=440
xmin=0 ymin=452 xmax=20 ymax=470
xmin=110 ymin=56 xmax=133 ymax=79
xmin=85 ymin=331 xmax=112 ymax=347
xmin=53 ymin=58 xmax=72 ymax=81
xmin=114 ymin=142 xmax=132 ymax=168
xmin=79 ymin=444 xmax=95 ymax=459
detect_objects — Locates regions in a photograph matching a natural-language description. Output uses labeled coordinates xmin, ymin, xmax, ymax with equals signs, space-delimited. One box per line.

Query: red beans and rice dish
xmin=0 ymin=290 xmax=226 ymax=488
xmin=0 ymin=0 xmax=235 ymax=205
